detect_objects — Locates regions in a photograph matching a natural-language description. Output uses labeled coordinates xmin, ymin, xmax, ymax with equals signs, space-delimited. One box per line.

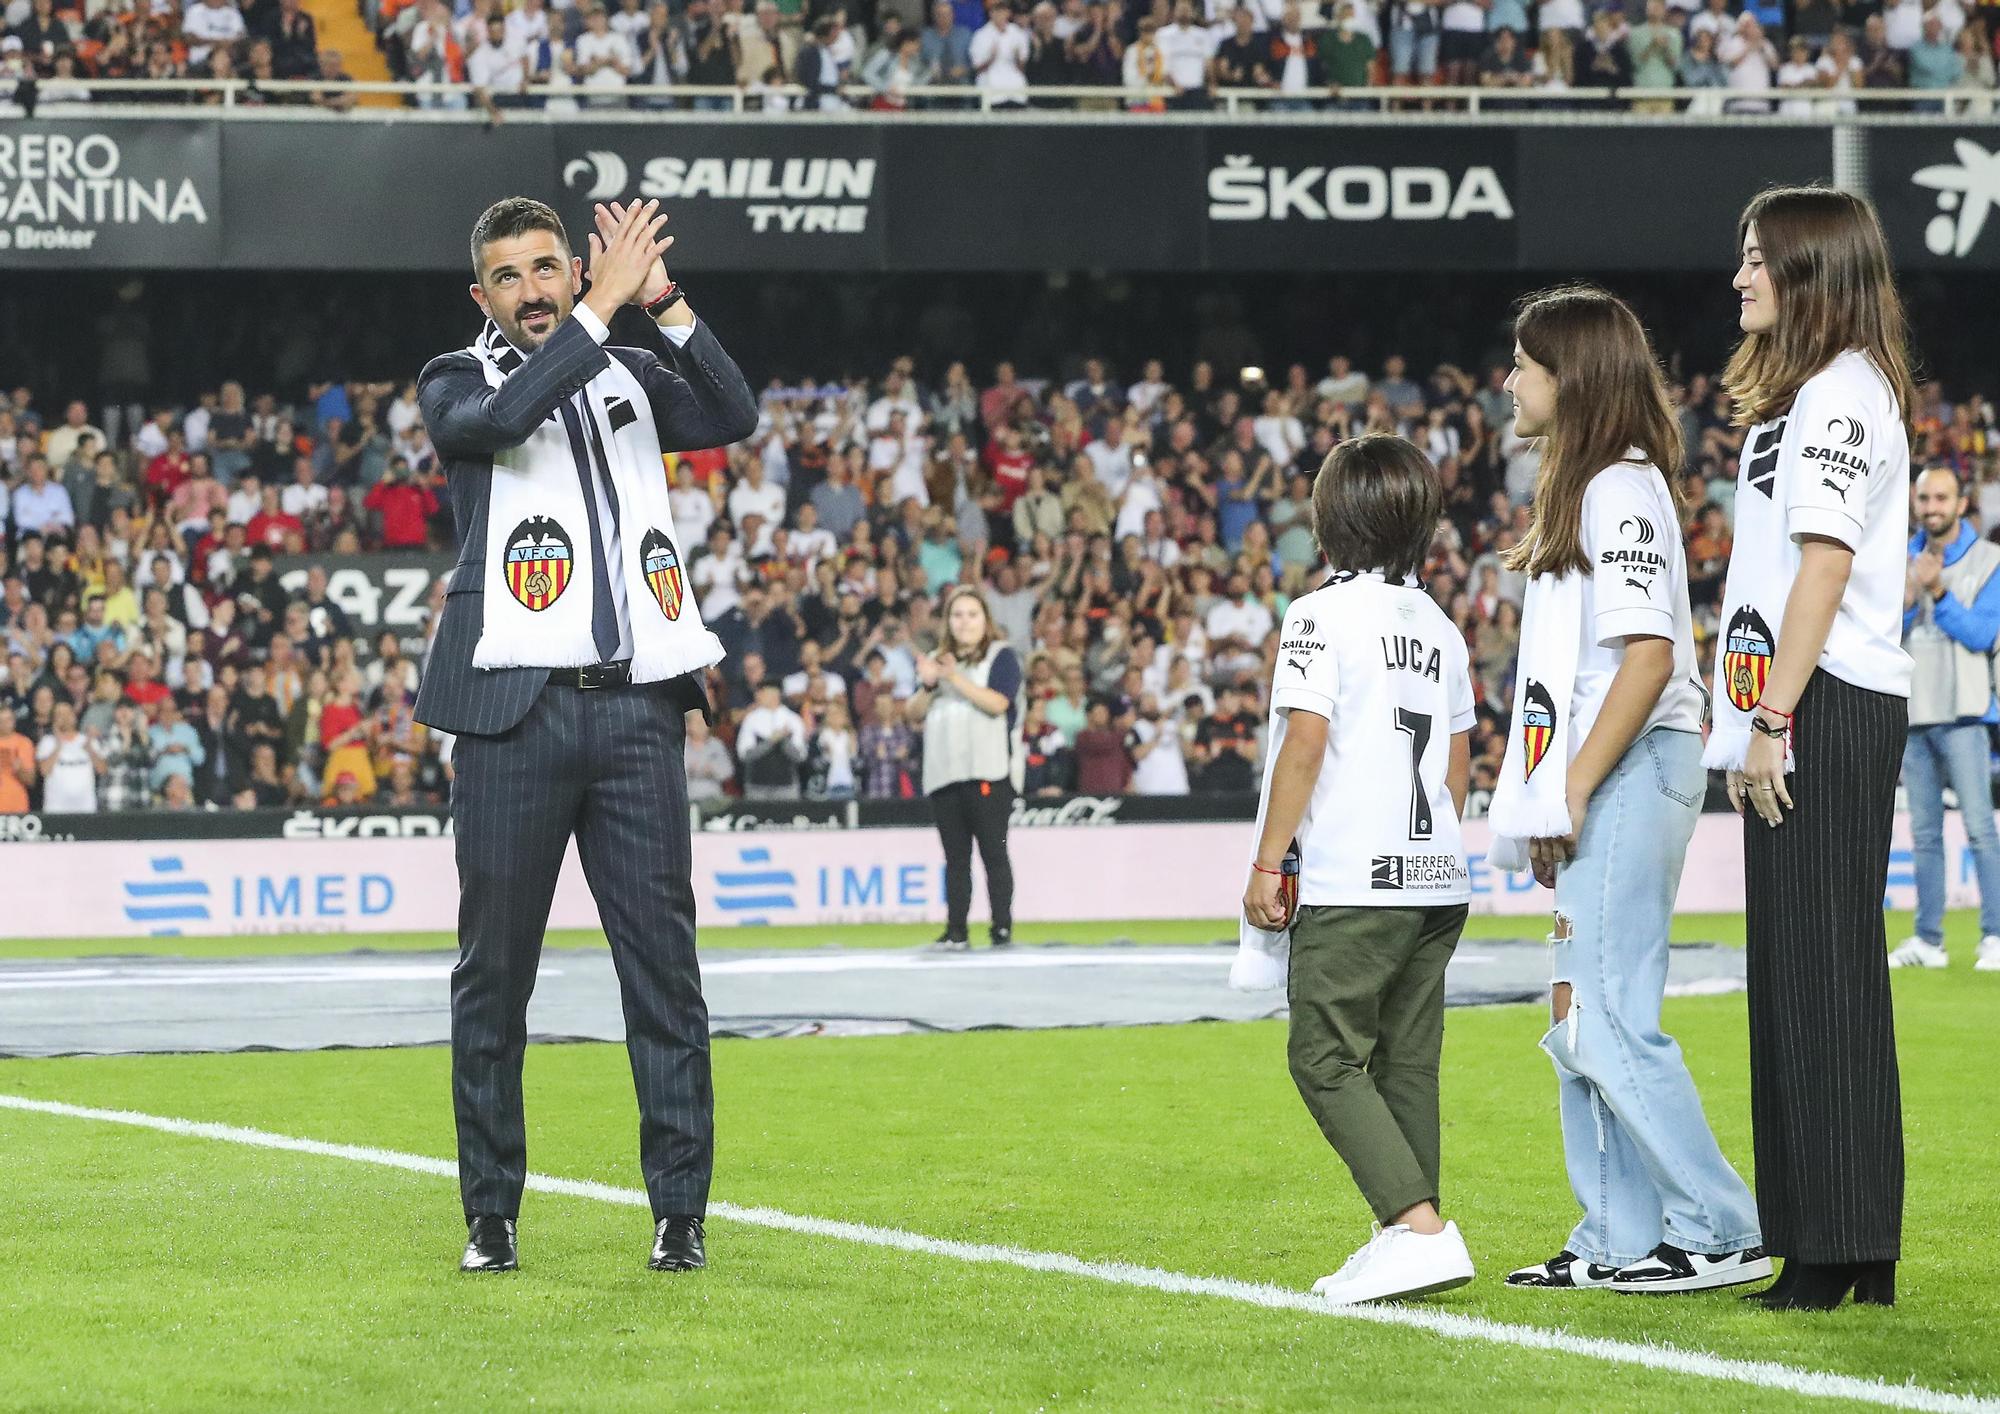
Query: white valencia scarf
xmin=1487 ymin=570 xmax=1585 ymax=873
xmin=1702 ymin=412 xmax=1791 ymax=773
xmin=470 ymin=320 xmax=723 ymax=681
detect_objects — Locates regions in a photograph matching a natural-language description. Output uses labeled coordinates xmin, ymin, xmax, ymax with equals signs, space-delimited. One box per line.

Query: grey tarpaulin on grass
xmin=0 ymin=940 xmax=1747 ymax=1060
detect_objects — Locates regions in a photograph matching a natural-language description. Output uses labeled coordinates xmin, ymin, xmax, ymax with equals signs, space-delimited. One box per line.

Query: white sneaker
xmin=1312 ymin=1222 xmax=1475 ymax=1305
xmin=1977 ymin=936 xmax=2000 ymax=973
xmin=1888 ymin=937 xmax=1949 ymax=969
xmin=1607 ymin=1242 xmax=1772 ymax=1293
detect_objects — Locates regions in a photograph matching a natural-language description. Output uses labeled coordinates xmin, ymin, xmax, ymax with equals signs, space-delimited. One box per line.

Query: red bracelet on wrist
xmin=1250 ymin=862 xmax=1283 ymax=877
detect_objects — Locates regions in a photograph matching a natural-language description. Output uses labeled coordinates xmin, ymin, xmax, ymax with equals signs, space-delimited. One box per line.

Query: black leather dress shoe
xmin=649 ymin=1215 xmax=706 ymax=1271
xmin=461 ymin=1215 xmax=519 ymax=1273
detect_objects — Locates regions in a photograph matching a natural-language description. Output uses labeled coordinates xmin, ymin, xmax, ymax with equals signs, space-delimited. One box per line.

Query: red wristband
xmin=1250 ymin=862 xmax=1283 ymax=877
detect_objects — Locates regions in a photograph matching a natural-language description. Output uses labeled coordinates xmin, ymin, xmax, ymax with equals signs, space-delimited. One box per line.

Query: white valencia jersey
xmin=1724 ymin=350 xmax=1913 ymax=699
xmin=1257 ymin=572 xmax=1476 ymax=907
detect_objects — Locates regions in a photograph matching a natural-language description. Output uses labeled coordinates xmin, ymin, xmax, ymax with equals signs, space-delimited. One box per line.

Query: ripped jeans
xmin=1544 ymin=727 xmax=1762 ymax=1267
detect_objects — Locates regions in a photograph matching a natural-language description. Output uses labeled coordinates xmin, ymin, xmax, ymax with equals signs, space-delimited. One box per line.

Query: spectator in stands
xmin=363 ymin=457 xmax=439 ymax=549
xmin=682 ymin=0 xmax=740 ymax=108
xmin=572 ymin=2 xmax=636 ymax=104
xmin=38 ymin=702 xmax=100 ymax=812
xmin=737 ymin=1 xmax=796 ymax=87
xmin=1907 ymin=12 xmax=1964 ymax=105
xmin=1388 ymin=0 xmax=1442 ymax=91
xmin=806 ymin=698 xmax=860 ymax=797
xmin=795 ymin=17 xmax=844 ymax=109
xmin=11 ymin=0 xmax=69 ymax=63
xmin=1213 ymin=4 xmax=1270 ymax=92
xmin=183 ymin=0 xmax=247 ymax=67
xmin=262 ymin=0 xmax=319 ymax=77
xmin=0 ymin=704 xmax=34 ymax=814
xmin=1626 ymin=0 xmax=1681 ymax=99
xmin=468 ymin=14 xmax=531 ymax=104
xmin=970 ymin=0 xmax=1031 ymax=104
xmin=146 ymin=695 xmax=204 ymax=797
xmin=737 ymin=679 xmax=809 ymax=798
xmin=1537 ymin=0 xmax=1585 ymax=53
xmin=10 ymin=456 xmax=74 ymax=537
xmin=921 ymin=0 xmax=973 ymax=88
xmin=1318 ymin=5 xmax=1369 ymax=108
xmin=317 ymin=667 xmax=375 ymax=798
xmin=1858 ymin=13 xmax=1905 ymax=87
xmin=1152 ymin=0 xmax=1215 ymax=107
xmin=1677 ymin=22 xmax=1727 ymax=95
xmin=1192 ymin=683 xmax=1258 ymax=792
xmin=311 ymin=47 xmax=359 ymax=110
xmin=1721 ymin=12 xmax=1778 ymax=109
xmin=683 ymin=713 xmax=734 ymax=801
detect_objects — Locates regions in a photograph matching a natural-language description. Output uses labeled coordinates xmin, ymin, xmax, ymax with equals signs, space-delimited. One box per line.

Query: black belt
xmin=547 ymin=661 xmax=632 ymax=690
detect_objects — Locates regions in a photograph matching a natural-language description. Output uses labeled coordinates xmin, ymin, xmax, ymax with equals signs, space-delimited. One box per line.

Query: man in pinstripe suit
xmin=415 ymin=196 xmax=756 ymax=1274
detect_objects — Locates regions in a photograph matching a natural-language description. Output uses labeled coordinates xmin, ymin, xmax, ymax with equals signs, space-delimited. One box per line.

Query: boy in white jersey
xmin=1240 ymin=435 xmax=1478 ymax=1305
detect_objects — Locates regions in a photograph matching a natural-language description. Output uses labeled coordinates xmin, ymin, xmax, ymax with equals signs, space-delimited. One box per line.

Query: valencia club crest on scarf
xmin=503 ymin=516 xmax=573 ymax=612
xmin=1724 ymin=606 xmax=1775 ymax=712
xmin=1521 ymin=679 xmax=1556 ymax=781
xmin=640 ymin=528 xmax=684 ymax=621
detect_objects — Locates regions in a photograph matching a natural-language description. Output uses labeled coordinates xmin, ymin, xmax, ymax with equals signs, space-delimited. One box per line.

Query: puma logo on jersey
xmin=1380 ymin=634 xmax=1442 ymax=682
xmin=1625 ymin=576 xmax=1651 ymax=596
xmin=1822 ymin=476 xmax=1851 ymax=501
xmin=1287 ymin=656 xmax=1308 ymax=676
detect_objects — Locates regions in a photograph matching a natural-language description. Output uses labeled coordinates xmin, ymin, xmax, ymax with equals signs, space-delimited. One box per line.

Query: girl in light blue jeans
xmin=1493 ymin=286 xmax=1766 ymax=1294
xmin=1536 ymin=728 xmax=1764 ymax=1281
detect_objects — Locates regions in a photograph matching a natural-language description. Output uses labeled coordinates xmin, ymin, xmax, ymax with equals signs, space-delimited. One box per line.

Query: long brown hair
xmin=1502 ymin=285 xmax=1684 ymax=580
xmin=1722 ymin=185 xmax=1917 ymax=432
xmin=941 ymin=585 xmax=1001 ymax=662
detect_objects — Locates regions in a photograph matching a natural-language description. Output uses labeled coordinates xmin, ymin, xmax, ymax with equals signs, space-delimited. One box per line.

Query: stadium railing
xmin=16 ymin=77 xmax=2000 ymax=118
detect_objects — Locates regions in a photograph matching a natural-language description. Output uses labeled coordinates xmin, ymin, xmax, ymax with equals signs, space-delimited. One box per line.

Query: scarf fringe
xmin=1489 ymin=798 xmax=1574 ymax=842
xmin=631 ymin=629 xmax=726 ymax=685
xmin=1702 ymin=725 xmax=1748 ymax=772
xmin=474 ymin=637 xmax=601 ymax=671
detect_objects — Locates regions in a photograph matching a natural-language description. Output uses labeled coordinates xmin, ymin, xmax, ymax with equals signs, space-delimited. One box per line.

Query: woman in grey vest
xmin=913 ymin=587 xmax=1025 ymax=951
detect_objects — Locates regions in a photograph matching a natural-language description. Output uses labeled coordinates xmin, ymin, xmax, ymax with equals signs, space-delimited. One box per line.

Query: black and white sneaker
xmin=929 ymin=934 xmax=970 ymax=953
xmin=1610 ymin=1242 xmax=1772 ymax=1293
xmin=1505 ymin=1250 xmax=1620 ymax=1289
xmin=989 ymin=927 xmax=1013 ymax=950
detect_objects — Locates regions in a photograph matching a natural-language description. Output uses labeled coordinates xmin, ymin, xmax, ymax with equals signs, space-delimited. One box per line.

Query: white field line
xmin=0 ymin=1094 xmax=1985 ymax=1413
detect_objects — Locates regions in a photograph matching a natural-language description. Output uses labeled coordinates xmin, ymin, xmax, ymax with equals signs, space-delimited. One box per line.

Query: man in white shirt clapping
xmin=969 ymin=0 xmax=1032 ymax=105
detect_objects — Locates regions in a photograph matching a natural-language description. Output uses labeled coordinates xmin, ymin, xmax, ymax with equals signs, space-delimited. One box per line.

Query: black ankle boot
xmin=1852 ymin=1260 xmax=1896 ymax=1307
xmin=1745 ymin=1258 xmax=1797 ymax=1302
xmin=1761 ymin=1261 xmax=1863 ymax=1310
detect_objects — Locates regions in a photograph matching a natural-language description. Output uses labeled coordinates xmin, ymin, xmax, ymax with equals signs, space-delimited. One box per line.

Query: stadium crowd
xmin=0 ymin=338 xmax=1994 ymax=814
xmin=4 ymin=0 xmax=1995 ymax=109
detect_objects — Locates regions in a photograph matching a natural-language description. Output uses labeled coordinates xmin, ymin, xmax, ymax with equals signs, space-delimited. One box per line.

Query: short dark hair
xmin=1311 ymin=434 xmax=1441 ymax=584
xmin=470 ymin=197 xmax=570 ymax=281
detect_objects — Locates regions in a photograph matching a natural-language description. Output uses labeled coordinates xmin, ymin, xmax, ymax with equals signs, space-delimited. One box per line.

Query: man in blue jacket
xmin=1896 ymin=466 xmax=2000 ymax=971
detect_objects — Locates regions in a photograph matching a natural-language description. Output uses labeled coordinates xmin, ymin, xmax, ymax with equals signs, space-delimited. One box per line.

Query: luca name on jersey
xmin=1380 ymin=634 xmax=1442 ymax=681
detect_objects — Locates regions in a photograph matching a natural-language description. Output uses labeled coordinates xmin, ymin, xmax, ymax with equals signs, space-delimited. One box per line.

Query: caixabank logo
xmin=0 ymin=129 xmax=211 ymax=254
xmin=1911 ymin=137 xmax=2000 ymax=259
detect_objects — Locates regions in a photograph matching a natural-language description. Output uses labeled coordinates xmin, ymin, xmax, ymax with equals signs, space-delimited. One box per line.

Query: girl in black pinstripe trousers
xmin=1705 ymin=187 xmax=1920 ymax=1310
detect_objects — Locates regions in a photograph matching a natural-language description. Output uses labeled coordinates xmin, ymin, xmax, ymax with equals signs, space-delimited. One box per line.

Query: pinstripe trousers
xmin=1742 ymin=669 xmax=1906 ymax=1264
xmin=449 ymin=679 xmax=712 ymax=1224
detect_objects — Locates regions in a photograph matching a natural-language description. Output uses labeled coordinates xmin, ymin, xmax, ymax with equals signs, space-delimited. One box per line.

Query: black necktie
xmin=556 ymin=397 xmax=621 ymax=663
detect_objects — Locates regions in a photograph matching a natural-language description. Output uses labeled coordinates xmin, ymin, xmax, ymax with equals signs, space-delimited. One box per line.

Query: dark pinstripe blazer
xmin=413 ymin=314 xmax=758 ymax=737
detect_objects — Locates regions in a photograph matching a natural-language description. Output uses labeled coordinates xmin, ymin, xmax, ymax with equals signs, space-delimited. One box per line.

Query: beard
xmin=508 ymin=294 xmax=569 ymax=350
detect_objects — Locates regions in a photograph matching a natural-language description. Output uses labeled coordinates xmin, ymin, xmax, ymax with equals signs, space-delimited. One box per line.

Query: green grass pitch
xmin=0 ymin=912 xmax=1995 ymax=1411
